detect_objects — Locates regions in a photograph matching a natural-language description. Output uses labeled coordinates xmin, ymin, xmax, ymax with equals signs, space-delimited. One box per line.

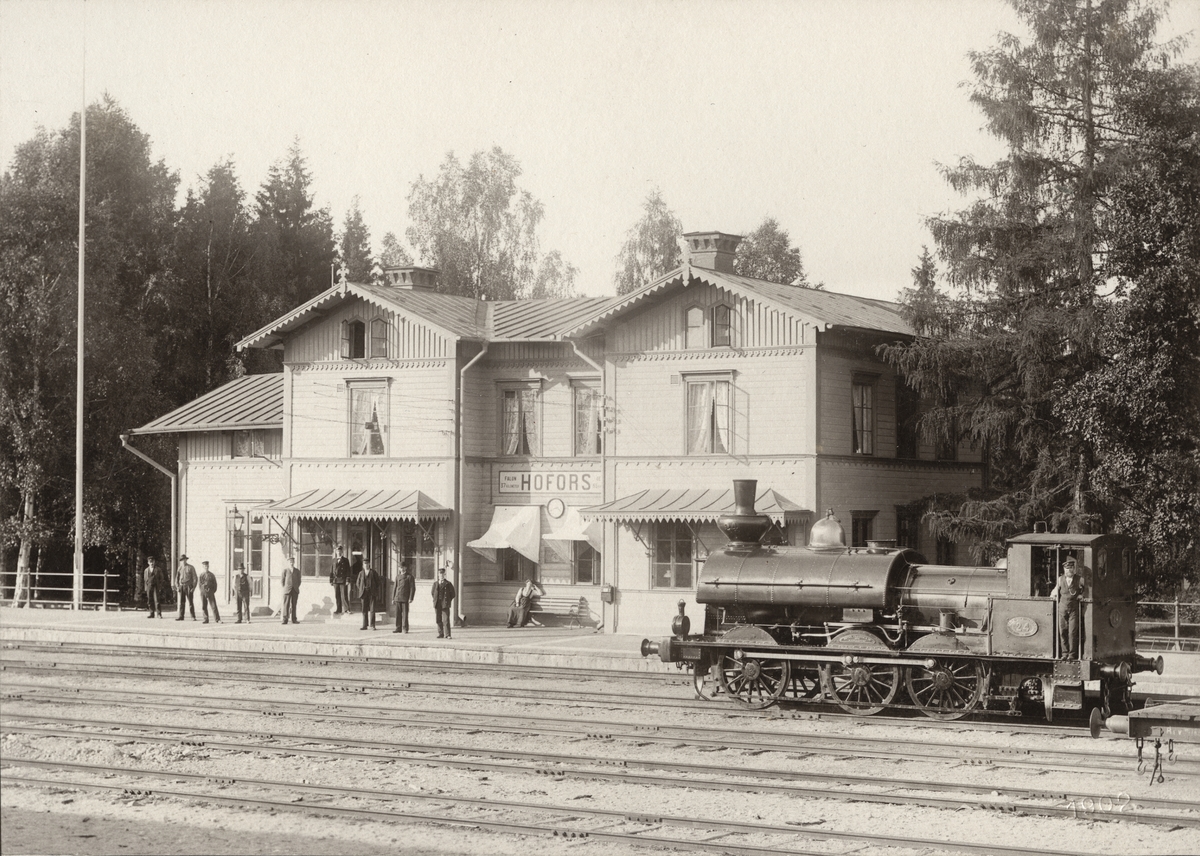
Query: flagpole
xmin=73 ymin=15 xmax=87 ymax=610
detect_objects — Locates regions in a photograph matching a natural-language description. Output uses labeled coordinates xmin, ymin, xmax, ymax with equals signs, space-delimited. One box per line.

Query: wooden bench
xmin=528 ymin=595 xmax=594 ymax=628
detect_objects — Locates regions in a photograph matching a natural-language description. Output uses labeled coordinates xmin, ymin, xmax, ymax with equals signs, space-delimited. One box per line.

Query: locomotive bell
xmin=717 ymin=479 xmax=772 ymax=545
xmin=809 ymin=508 xmax=847 ymax=550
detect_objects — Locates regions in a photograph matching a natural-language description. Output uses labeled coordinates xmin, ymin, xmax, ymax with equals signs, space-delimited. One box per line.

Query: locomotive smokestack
xmin=717 ymin=479 xmax=771 ymax=546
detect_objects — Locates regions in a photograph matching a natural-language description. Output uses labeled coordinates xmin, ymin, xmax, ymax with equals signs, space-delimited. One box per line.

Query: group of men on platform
xmin=142 ymin=546 xmax=456 ymax=636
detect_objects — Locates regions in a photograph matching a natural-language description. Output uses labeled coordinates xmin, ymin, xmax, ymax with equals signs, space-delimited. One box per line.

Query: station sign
xmin=498 ymin=470 xmax=602 ymax=495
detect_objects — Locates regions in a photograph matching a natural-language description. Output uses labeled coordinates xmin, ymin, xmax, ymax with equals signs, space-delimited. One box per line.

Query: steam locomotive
xmin=642 ymin=480 xmax=1162 ymax=721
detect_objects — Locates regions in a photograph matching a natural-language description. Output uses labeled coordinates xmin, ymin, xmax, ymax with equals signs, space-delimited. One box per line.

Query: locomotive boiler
xmin=642 ymin=480 xmax=1162 ymax=721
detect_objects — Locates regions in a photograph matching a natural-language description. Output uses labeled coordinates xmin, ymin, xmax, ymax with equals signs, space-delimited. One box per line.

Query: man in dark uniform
xmin=233 ymin=564 xmax=252 ymax=623
xmin=1051 ymin=556 xmax=1087 ymax=658
xmin=432 ymin=566 xmax=456 ymax=639
xmin=281 ymin=557 xmax=301 ymax=625
xmin=144 ymin=556 xmax=164 ymax=618
xmin=198 ymin=561 xmax=221 ymax=624
xmin=174 ymin=554 xmax=197 ymax=621
xmin=392 ymin=558 xmax=415 ymax=633
xmin=330 ymin=545 xmax=351 ymax=615
xmin=358 ymin=563 xmax=379 ymax=630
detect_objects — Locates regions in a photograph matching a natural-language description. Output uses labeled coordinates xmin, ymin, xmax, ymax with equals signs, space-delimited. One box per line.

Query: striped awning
xmin=579 ymin=487 xmax=807 ymax=525
xmin=256 ymin=489 xmax=451 ymax=521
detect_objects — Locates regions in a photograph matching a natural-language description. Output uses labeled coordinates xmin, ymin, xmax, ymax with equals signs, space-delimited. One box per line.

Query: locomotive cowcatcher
xmin=642 ymin=479 xmax=1163 ymax=721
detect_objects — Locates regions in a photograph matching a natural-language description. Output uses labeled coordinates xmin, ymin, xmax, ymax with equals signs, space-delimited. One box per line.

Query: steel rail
xmin=5 ymin=716 xmax=1196 ymax=827
xmin=7 ymin=681 xmax=1189 ymax=778
xmin=0 ymin=649 xmax=1128 ymax=737
xmin=7 ymin=642 xmax=1150 ymax=735
xmin=0 ymin=759 xmax=1107 ymax=856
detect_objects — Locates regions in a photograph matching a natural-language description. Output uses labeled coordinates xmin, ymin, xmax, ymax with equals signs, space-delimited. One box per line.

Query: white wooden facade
xmin=132 ymin=250 xmax=982 ymax=635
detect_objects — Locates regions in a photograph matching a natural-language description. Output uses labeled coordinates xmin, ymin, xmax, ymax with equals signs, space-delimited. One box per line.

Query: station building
xmin=127 ymin=231 xmax=983 ymax=636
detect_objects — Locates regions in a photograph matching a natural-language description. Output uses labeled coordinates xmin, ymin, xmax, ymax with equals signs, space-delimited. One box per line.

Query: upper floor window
xmin=712 ymin=304 xmax=732 ymax=347
xmin=573 ymin=383 xmax=603 ymax=456
xmin=686 ymin=375 xmax=732 ymax=454
xmin=851 ymin=376 xmax=876 ymax=455
xmin=653 ymin=521 xmax=695 ymax=588
xmin=896 ymin=378 xmax=919 ymax=459
xmin=685 ymin=306 xmax=705 ymax=349
xmin=370 ymin=319 xmax=388 ymax=358
xmin=342 ymin=320 xmax=366 ymax=359
xmin=349 ymin=383 xmax=387 ymax=456
xmin=232 ymin=430 xmax=265 ymax=458
xmin=501 ymin=386 xmax=540 ymax=456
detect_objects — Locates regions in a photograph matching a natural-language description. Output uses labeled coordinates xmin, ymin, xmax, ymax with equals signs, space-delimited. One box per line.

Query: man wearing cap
xmin=198 ymin=561 xmax=221 ymax=624
xmin=281 ymin=556 xmax=301 ymax=625
xmin=431 ymin=567 xmax=456 ymax=639
xmin=330 ymin=545 xmax=351 ymax=615
xmin=174 ymin=554 xmax=197 ymax=621
xmin=358 ymin=562 xmax=380 ymax=630
xmin=392 ymin=558 xmax=415 ymax=633
xmin=143 ymin=556 xmax=164 ymax=618
xmin=1050 ymin=556 xmax=1087 ymax=658
xmin=234 ymin=563 xmax=252 ymax=623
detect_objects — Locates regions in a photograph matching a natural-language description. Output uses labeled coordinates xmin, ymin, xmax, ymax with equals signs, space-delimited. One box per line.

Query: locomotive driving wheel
xmin=821 ymin=629 xmax=901 ymax=716
xmin=787 ymin=663 xmax=824 ymax=700
xmin=905 ymin=658 xmax=986 ymax=721
xmin=717 ymin=653 xmax=791 ymax=710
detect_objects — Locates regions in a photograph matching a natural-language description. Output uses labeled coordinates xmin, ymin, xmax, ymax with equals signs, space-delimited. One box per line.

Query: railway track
xmin=4 ymin=715 xmax=1197 ymax=827
xmin=0 ymin=641 xmax=1152 ymax=736
xmin=6 ymin=678 xmax=1197 ymax=778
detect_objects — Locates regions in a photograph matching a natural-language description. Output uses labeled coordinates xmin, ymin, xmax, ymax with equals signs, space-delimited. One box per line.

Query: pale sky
xmin=3 ymin=0 xmax=1198 ymax=302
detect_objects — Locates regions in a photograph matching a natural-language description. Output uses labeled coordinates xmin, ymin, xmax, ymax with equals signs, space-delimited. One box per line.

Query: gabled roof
xmin=236 ymin=281 xmax=483 ymax=350
xmin=564 ymin=264 xmax=913 ymax=338
xmin=129 ymin=374 xmax=283 ymax=435
xmin=490 ymin=296 xmax=615 ymax=340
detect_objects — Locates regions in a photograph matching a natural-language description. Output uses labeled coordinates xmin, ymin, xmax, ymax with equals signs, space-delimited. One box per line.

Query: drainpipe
xmin=568 ymin=338 xmax=610 ymax=631
xmin=120 ymin=433 xmax=177 ymax=590
xmin=455 ymin=341 xmax=489 ymax=625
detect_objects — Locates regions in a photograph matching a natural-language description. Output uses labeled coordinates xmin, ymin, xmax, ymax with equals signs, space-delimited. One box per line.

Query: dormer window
xmin=341 ymin=320 xmax=366 ymax=359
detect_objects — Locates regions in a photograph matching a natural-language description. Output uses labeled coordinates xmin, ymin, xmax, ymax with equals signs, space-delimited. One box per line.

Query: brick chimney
xmin=383 ymin=266 xmax=439 ymax=291
xmin=682 ymin=231 xmax=743 ymax=274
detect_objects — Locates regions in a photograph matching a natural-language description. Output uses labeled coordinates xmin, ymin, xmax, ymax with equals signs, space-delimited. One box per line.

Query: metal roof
xmin=129 ymin=374 xmax=284 ymax=435
xmin=564 ymin=265 xmax=913 ymax=337
xmin=579 ymin=487 xmax=808 ymax=524
xmin=257 ymin=488 xmax=451 ymax=521
xmin=490 ymin=296 xmax=616 ymax=340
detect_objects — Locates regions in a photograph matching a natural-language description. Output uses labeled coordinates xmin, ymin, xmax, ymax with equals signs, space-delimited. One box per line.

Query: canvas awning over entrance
xmin=468 ymin=506 xmax=541 ymax=564
xmin=256 ymin=489 xmax=451 ymax=521
xmin=579 ymin=487 xmax=807 ymax=525
xmin=542 ymin=506 xmax=602 ymax=553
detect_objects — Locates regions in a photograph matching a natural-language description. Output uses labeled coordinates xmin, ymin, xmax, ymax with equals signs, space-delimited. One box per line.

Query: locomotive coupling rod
xmin=735 ymin=649 xmax=938 ymax=669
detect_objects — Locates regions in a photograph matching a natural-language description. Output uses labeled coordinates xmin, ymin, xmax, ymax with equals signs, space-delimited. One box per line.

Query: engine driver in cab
xmin=1051 ymin=556 xmax=1087 ymax=659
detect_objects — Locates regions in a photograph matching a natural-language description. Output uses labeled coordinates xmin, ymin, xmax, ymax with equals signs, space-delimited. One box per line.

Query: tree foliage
xmin=613 ymin=189 xmax=682 ymax=295
xmin=406 ymin=147 xmax=550 ymax=300
xmin=378 ymin=231 xmax=412 ymax=269
xmin=884 ymin=0 xmax=1197 ymax=588
xmin=338 ymin=196 xmax=374 ymax=284
xmin=734 ymin=216 xmax=813 ymax=286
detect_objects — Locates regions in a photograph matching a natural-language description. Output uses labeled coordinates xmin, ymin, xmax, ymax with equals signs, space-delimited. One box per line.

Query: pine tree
xmin=339 ymin=196 xmax=374 ymax=284
xmin=884 ymin=0 xmax=1176 ymax=549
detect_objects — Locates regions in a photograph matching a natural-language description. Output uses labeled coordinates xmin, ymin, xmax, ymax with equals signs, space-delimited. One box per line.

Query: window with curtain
xmin=501 ymin=387 xmax=540 ymax=456
xmin=573 ymin=384 xmax=602 ymax=456
xmin=653 ymin=521 xmax=694 ymax=588
xmin=232 ymin=430 xmax=265 ymax=458
xmin=851 ymin=378 xmax=875 ymax=455
xmin=712 ymin=304 xmax=732 ymax=346
xmin=686 ymin=377 xmax=732 ymax=454
xmin=249 ymin=513 xmax=264 ymax=572
xmin=370 ymin=318 xmax=388 ymax=358
xmin=350 ymin=384 xmax=387 ymax=456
